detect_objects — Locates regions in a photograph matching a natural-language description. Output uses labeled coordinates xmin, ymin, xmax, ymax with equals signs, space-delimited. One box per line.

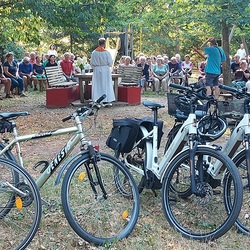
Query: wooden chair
xmin=45 ymin=66 xmax=77 ymax=87
xmin=117 ymin=66 xmax=142 ymax=104
xmin=117 ymin=66 xmax=142 ymax=86
xmin=44 ymin=66 xmax=79 ymax=108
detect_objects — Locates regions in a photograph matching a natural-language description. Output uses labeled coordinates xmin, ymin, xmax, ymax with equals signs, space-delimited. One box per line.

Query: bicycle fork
xmin=85 ymin=145 xmax=108 ymax=200
xmin=244 ymin=135 xmax=250 ymax=192
xmin=189 ymin=139 xmax=201 ymax=195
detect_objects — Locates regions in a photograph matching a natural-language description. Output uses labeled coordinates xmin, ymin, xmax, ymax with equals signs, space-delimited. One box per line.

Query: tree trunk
xmin=221 ymin=20 xmax=231 ymax=87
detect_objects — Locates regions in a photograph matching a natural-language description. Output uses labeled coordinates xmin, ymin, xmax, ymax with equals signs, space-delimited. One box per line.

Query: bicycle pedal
xmin=41 ymin=199 xmax=58 ymax=212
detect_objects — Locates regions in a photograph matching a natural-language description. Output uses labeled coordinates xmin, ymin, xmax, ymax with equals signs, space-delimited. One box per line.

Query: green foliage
xmin=0 ymin=0 xmax=250 ymax=59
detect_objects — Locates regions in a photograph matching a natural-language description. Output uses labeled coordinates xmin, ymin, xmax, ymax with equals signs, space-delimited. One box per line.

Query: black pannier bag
xmin=106 ymin=118 xmax=140 ymax=153
xmin=0 ymin=119 xmax=13 ymax=133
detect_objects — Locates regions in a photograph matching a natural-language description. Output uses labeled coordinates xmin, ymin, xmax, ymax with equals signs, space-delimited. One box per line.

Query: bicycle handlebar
xmin=169 ymin=83 xmax=190 ymax=91
xmin=169 ymin=83 xmax=208 ymax=101
xmin=95 ymin=94 xmax=106 ymax=104
xmin=62 ymin=94 xmax=107 ymax=122
xmin=219 ymin=84 xmax=250 ymax=99
xmin=218 ymin=84 xmax=238 ymax=93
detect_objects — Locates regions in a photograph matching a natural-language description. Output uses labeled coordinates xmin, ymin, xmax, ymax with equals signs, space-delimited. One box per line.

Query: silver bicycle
xmin=107 ymin=83 xmax=243 ymax=241
xmin=0 ymin=94 xmax=140 ymax=246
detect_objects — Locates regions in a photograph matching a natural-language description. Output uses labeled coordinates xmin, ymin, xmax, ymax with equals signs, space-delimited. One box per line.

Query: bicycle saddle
xmin=0 ymin=111 xmax=29 ymax=119
xmin=143 ymin=101 xmax=165 ymax=109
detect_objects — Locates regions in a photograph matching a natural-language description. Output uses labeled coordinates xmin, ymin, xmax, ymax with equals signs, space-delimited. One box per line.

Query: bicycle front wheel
xmin=161 ymin=146 xmax=243 ymax=241
xmin=0 ymin=158 xmax=42 ymax=250
xmin=61 ymin=152 xmax=140 ymax=246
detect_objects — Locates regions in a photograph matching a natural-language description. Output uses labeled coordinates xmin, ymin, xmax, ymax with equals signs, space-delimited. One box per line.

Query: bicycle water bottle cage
xmin=34 ymin=160 xmax=49 ymax=173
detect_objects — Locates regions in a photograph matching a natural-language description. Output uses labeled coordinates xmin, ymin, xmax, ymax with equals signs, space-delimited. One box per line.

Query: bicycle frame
xmin=124 ymin=111 xmax=211 ymax=181
xmin=0 ymin=115 xmax=88 ymax=189
xmin=224 ymin=113 xmax=250 ymax=158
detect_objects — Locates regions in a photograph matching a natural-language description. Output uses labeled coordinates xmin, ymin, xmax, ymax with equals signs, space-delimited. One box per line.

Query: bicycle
xmin=167 ymin=84 xmax=250 ymax=236
xmin=106 ymin=83 xmax=243 ymax=241
xmin=218 ymin=84 xmax=250 ymax=236
xmin=0 ymin=94 xmax=140 ymax=246
xmin=0 ymin=157 xmax=41 ymax=250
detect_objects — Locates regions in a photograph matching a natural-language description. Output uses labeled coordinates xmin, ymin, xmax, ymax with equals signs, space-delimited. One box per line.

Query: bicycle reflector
xmin=15 ymin=197 xmax=23 ymax=211
xmin=78 ymin=172 xmax=86 ymax=181
xmin=122 ymin=210 xmax=129 ymax=220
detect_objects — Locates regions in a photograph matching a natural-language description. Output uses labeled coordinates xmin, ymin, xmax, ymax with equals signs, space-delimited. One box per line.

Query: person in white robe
xmin=90 ymin=38 xmax=115 ymax=103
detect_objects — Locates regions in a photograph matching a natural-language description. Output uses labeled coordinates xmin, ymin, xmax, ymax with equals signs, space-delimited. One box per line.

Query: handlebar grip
xmin=62 ymin=116 xmax=72 ymax=122
xmin=219 ymin=84 xmax=238 ymax=93
xmin=169 ymin=83 xmax=190 ymax=91
xmin=96 ymin=94 xmax=106 ymax=104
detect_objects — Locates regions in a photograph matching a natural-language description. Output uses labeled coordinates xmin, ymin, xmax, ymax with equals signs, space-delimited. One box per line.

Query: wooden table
xmin=75 ymin=73 xmax=122 ymax=103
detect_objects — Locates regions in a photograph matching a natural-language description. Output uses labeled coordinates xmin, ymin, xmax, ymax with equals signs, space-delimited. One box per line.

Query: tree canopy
xmin=0 ymin=0 xmax=250 ymax=63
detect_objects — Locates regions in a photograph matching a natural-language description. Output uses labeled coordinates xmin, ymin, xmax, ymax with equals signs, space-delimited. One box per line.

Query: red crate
xmin=46 ymin=85 xmax=80 ymax=108
xmin=118 ymin=86 xmax=141 ymax=104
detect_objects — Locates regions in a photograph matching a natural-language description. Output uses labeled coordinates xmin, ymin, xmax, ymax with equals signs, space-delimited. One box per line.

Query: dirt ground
xmin=1 ymin=91 xmax=249 ymax=250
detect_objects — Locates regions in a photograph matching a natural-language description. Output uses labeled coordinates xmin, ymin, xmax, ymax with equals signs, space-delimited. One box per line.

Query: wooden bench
xmin=44 ymin=66 xmax=79 ymax=108
xmin=117 ymin=66 xmax=142 ymax=104
xmin=45 ymin=66 xmax=77 ymax=87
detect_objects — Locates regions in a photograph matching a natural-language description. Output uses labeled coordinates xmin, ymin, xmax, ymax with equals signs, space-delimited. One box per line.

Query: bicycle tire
xmin=117 ymin=138 xmax=150 ymax=194
xmin=225 ymin=149 xmax=250 ymax=235
xmin=0 ymin=142 xmax=19 ymax=218
xmin=61 ymin=152 xmax=140 ymax=246
xmin=161 ymin=146 xmax=243 ymax=241
xmin=0 ymin=142 xmax=17 ymax=162
xmin=0 ymin=158 xmax=42 ymax=250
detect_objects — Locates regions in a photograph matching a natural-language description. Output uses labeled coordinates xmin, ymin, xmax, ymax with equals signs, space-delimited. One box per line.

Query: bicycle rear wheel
xmin=0 ymin=158 xmax=41 ymax=250
xmin=61 ymin=152 xmax=140 ymax=246
xmin=117 ymin=142 xmax=149 ymax=194
xmin=225 ymin=150 xmax=250 ymax=235
xmin=161 ymin=146 xmax=243 ymax=241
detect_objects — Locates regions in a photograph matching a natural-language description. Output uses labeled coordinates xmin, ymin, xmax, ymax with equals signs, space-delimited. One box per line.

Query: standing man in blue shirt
xmin=204 ymin=38 xmax=226 ymax=98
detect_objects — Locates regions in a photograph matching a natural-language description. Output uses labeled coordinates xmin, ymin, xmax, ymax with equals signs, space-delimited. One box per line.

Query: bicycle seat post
xmin=152 ymin=107 xmax=159 ymax=126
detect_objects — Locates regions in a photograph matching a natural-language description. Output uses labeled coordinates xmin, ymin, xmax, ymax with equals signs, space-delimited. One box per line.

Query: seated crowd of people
xmin=117 ymin=53 xmax=193 ymax=95
xmin=117 ymin=43 xmax=250 ymax=96
xmin=0 ymin=44 xmax=90 ymax=100
xmin=1 ymin=43 xmax=249 ymax=100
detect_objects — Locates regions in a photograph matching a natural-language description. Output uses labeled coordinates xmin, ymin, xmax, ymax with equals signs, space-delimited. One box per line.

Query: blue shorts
xmin=205 ymin=73 xmax=219 ymax=87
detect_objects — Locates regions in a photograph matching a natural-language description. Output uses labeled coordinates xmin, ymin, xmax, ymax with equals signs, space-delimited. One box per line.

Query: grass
xmin=1 ymin=87 xmax=250 ymax=249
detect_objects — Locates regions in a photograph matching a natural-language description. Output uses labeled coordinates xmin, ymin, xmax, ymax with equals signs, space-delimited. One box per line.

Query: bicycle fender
xmin=55 ymin=151 xmax=88 ymax=185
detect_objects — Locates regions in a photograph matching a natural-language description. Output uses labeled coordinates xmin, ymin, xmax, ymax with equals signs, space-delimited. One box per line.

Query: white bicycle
xmin=218 ymin=84 xmax=250 ymax=236
xmin=107 ymin=83 xmax=243 ymax=241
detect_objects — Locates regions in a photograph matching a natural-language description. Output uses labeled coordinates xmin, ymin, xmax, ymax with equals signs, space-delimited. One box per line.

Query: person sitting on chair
xmin=181 ymin=54 xmax=193 ymax=85
xmin=152 ymin=57 xmax=170 ymax=95
xmin=232 ymin=61 xmax=250 ymax=89
xmin=168 ymin=57 xmax=181 ymax=84
xmin=0 ymin=62 xmax=12 ymax=99
xmin=18 ymin=56 xmax=33 ymax=91
xmin=137 ymin=55 xmax=149 ymax=93
xmin=60 ymin=52 xmax=77 ymax=82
